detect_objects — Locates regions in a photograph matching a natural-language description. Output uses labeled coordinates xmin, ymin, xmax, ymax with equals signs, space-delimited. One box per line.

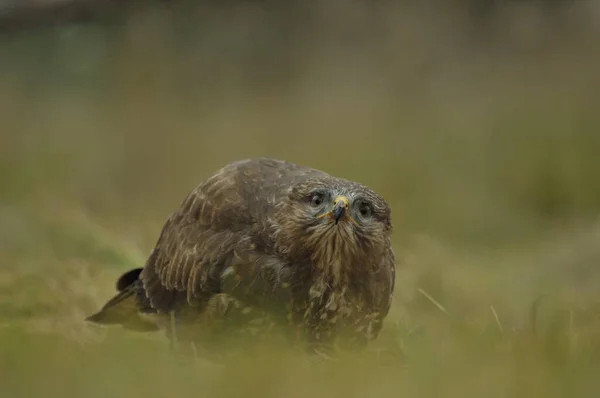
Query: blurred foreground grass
xmin=2 ymin=2 xmax=600 ymax=397
xmin=3 ymin=204 xmax=600 ymax=397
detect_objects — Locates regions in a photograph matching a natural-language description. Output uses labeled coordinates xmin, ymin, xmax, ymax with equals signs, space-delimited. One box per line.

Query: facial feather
xmin=273 ymin=176 xmax=390 ymax=280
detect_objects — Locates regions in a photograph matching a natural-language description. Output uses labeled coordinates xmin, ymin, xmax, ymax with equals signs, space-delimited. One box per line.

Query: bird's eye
xmin=358 ymin=202 xmax=372 ymax=218
xmin=309 ymin=191 xmax=324 ymax=207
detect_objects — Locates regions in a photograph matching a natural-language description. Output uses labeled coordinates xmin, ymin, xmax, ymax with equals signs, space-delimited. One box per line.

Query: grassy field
xmin=2 ymin=2 xmax=600 ymax=397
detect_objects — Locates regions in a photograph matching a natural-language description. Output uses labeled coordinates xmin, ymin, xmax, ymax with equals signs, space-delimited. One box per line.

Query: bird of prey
xmin=86 ymin=157 xmax=396 ymax=358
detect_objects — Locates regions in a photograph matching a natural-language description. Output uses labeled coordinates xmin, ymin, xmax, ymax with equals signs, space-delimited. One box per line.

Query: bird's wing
xmin=139 ymin=215 xmax=245 ymax=313
xmin=141 ymin=219 xmax=295 ymax=315
xmin=139 ymin=159 xmax=300 ymax=314
xmin=368 ymin=247 xmax=396 ymax=331
xmin=219 ymin=251 xmax=295 ymax=315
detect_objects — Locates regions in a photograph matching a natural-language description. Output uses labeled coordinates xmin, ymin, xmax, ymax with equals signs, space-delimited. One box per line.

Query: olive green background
xmin=1 ymin=2 xmax=600 ymax=397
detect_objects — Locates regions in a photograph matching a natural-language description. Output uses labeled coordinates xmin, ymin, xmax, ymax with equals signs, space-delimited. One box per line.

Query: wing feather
xmin=372 ymin=247 xmax=396 ymax=319
xmin=138 ymin=158 xmax=307 ymax=314
xmin=219 ymin=252 xmax=294 ymax=315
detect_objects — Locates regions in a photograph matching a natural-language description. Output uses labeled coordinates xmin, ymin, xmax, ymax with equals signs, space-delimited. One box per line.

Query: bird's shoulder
xmin=181 ymin=157 xmax=328 ymax=229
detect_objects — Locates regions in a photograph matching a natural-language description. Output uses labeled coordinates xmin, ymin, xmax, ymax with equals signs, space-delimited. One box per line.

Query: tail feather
xmin=116 ymin=267 xmax=143 ymax=291
xmin=86 ymin=268 xmax=160 ymax=332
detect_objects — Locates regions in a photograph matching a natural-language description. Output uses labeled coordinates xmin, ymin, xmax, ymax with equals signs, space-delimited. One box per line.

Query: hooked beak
xmin=316 ymin=195 xmax=360 ymax=226
xmin=331 ymin=196 xmax=350 ymax=225
xmin=332 ymin=203 xmax=346 ymax=224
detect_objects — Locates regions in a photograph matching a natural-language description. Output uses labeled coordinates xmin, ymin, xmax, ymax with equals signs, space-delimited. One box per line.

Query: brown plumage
xmin=86 ymin=157 xmax=396 ymax=357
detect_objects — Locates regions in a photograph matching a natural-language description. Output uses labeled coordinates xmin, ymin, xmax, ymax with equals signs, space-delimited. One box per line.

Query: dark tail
xmin=86 ymin=268 xmax=160 ymax=332
xmin=116 ymin=267 xmax=144 ymax=291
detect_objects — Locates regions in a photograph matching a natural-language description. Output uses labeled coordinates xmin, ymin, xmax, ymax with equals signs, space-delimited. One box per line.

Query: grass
xmin=2 ymin=2 xmax=600 ymax=397
xmin=2 ymin=202 xmax=600 ymax=397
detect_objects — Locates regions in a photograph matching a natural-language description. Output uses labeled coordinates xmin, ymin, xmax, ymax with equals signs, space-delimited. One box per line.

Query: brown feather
xmin=86 ymin=157 xmax=396 ymax=356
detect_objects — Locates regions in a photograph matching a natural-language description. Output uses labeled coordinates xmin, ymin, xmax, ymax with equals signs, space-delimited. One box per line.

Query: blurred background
xmin=1 ymin=1 xmax=600 ymax=397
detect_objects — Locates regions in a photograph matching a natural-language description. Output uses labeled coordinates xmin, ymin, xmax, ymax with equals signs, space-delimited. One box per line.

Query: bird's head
xmin=274 ymin=176 xmax=392 ymax=269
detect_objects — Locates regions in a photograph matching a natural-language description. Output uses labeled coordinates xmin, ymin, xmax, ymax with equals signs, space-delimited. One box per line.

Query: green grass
xmin=2 ymin=3 xmax=600 ymax=397
xmin=2 ymin=203 xmax=600 ymax=397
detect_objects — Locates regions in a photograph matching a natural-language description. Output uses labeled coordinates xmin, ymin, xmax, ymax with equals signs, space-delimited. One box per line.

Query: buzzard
xmin=86 ymin=158 xmax=396 ymax=358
